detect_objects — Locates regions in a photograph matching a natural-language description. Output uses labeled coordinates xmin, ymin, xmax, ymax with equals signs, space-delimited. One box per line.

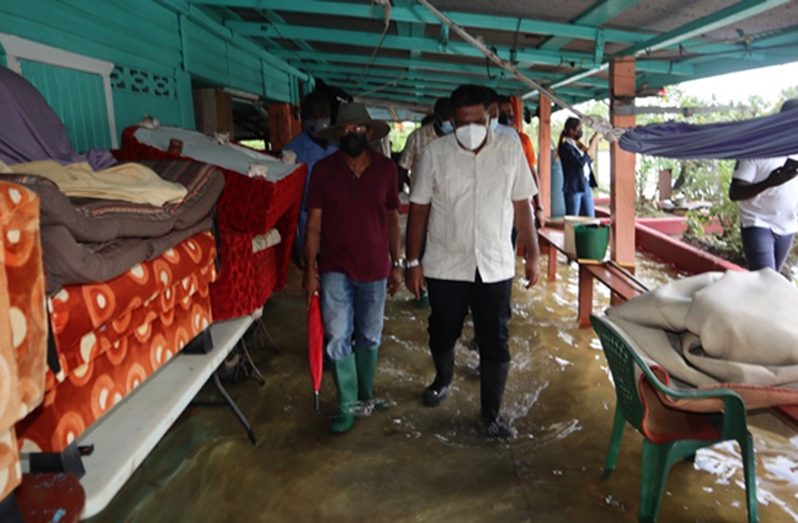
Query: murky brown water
xmin=89 ymin=255 xmax=798 ymax=523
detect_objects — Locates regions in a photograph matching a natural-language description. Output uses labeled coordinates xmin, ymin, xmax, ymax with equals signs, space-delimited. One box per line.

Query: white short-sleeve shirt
xmin=398 ymin=124 xmax=439 ymax=171
xmin=733 ymin=155 xmax=798 ymax=235
xmin=410 ymin=130 xmax=538 ymax=283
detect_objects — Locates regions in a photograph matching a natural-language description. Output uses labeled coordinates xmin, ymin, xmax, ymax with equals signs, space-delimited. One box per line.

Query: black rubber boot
xmin=480 ymin=359 xmax=513 ymax=439
xmin=422 ymin=350 xmax=455 ymax=407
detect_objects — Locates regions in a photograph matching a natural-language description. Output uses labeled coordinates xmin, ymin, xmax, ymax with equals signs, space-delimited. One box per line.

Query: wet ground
xmin=89 ymin=255 xmax=798 ymax=523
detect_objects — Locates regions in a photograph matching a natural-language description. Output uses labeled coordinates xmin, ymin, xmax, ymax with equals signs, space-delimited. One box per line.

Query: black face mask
xmin=574 ymin=130 xmax=584 ymax=140
xmin=499 ymin=112 xmax=514 ymax=126
xmin=340 ymin=132 xmax=368 ymax=157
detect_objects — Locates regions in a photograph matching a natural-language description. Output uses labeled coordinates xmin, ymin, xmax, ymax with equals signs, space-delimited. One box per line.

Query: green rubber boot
xmin=330 ymin=354 xmax=358 ymax=433
xmin=355 ymin=346 xmax=379 ymax=402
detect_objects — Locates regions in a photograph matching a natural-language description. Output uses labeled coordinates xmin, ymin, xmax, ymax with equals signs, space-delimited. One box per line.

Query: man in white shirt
xmin=486 ymin=87 xmax=521 ymax=144
xmin=729 ymin=99 xmax=798 ymax=272
xmin=398 ymin=98 xmax=453 ymax=190
xmin=405 ymin=84 xmax=540 ymax=438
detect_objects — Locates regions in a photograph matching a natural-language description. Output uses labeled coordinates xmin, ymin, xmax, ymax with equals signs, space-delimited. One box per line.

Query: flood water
xmin=89 ymin=255 xmax=798 ymax=523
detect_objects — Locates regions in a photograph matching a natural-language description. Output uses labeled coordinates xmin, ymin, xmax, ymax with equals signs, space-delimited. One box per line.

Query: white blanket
xmin=607 ymin=269 xmax=798 ymax=389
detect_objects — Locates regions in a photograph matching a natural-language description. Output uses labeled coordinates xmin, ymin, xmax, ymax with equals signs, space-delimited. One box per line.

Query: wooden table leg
xmin=578 ymin=264 xmax=593 ymax=329
xmin=547 ymin=242 xmax=557 ymax=282
xmin=610 ymin=292 xmax=624 ymax=306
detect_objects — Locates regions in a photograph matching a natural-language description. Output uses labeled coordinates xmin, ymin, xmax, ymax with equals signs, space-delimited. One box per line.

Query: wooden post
xmin=609 ymin=58 xmax=636 ymax=267
xmin=510 ymin=95 xmax=524 ymax=134
xmin=547 ymin=242 xmax=557 ymax=282
xmin=537 ymin=94 xmax=552 ymax=220
xmin=268 ymin=102 xmax=301 ymax=151
xmin=658 ymin=169 xmax=673 ymax=202
xmin=578 ymin=265 xmax=594 ymax=328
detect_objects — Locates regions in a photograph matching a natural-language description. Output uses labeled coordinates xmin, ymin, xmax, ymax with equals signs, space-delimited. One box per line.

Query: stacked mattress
xmin=3 ymin=161 xmax=223 ymax=453
xmin=0 ymin=66 xmax=225 ymax=454
xmin=0 ymin=181 xmax=48 ymax=502
xmin=15 ymin=231 xmax=217 ymax=452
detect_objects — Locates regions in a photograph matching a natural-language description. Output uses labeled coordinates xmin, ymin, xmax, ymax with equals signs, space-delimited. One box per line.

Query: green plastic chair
xmin=590 ymin=315 xmax=758 ymax=523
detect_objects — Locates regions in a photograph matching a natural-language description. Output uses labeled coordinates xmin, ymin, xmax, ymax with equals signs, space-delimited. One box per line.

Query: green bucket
xmin=574 ymin=223 xmax=610 ymax=261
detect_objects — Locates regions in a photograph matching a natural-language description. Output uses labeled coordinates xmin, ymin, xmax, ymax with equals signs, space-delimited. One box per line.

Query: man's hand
xmin=405 ymin=266 xmax=424 ymax=299
xmin=765 ymin=166 xmax=798 ymax=189
xmin=302 ymin=268 xmax=319 ymax=309
xmin=388 ymin=267 xmax=402 ymax=296
xmin=524 ymin=257 xmax=540 ymax=289
xmin=535 ymin=208 xmax=546 ymax=229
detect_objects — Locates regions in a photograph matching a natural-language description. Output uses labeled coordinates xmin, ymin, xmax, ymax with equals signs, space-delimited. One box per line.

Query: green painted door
xmin=19 ymin=59 xmax=112 ymax=153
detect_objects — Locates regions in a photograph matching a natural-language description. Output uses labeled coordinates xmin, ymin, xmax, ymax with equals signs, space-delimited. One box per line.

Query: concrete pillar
xmin=610 ymin=57 xmax=636 ymax=267
xmin=537 ymin=94 xmax=552 ymax=220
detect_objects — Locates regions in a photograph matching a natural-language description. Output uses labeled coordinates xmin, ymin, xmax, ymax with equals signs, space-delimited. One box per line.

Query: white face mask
xmin=455 ymin=123 xmax=487 ymax=151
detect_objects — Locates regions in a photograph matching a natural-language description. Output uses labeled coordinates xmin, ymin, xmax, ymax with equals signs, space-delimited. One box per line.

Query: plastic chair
xmin=590 ymin=315 xmax=758 ymax=523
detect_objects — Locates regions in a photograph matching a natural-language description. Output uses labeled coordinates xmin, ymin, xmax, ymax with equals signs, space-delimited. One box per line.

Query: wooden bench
xmin=578 ymin=261 xmax=648 ymax=328
xmin=538 ymin=227 xmax=647 ymax=328
xmin=538 ymin=227 xmax=566 ymax=282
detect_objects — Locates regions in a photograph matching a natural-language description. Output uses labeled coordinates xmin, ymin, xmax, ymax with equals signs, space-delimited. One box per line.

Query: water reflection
xmin=88 ymin=255 xmax=798 ymax=523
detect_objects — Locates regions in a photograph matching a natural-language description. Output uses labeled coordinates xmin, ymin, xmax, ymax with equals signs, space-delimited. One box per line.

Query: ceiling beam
xmin=356 ymin=96 xmax=432 ymax=115
xmin=643 ymin=45 xmax=798 ymax=88
xmin=270 ymin=50 xmax=567 ymax=80
xmin=225 ymin=20 xmax=694 ymax=75
xmin=540 ymin=0 xmax=641 ymax=51
xmin=307 ymin=61 xmax=612 ymax=88
xmin=524 ymin=0 xmax=788 ymax=100
xmin=620 ymin=0 xmax=790 ymax=57
xmin=326 ymin=83 xmax=440 ymax=105
xmin=192 ymin=0 xmax=651 ymax=45
xmin=197 ymin=0 xmax=758 ymax=58
xmin=325 ymin=75 xmax=600 ymax=101
xmin=330 ymin=78 xmax=452 ymax=96
xmin=305 ymin=64 xmax=557 ymax=89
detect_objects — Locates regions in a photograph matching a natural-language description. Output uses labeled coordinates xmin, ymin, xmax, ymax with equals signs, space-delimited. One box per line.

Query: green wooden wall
xmin=0 ymin=0 xmax=309 ymax=151
xmin=20 ymin=59 xmax=113 ymax=152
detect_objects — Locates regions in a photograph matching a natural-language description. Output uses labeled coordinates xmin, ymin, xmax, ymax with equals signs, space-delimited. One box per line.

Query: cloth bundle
xmin=4 ymin=160 xmax=187 ymax=207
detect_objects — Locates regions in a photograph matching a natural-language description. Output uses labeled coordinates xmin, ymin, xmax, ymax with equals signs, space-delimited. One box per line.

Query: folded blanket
xmin=5 ymin=160 xmax=187 ymax=206
xmin=607 ymin=269 xmax=798 ymax=388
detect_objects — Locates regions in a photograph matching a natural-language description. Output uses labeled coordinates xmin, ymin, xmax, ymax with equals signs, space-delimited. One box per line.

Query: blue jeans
xmin=320 ymin=272 xmax=387 ymax=361
xmin=564 ymin=190 xmax=595 ymax=217
xmin=741 ymin=226 xmax=795 ymax=271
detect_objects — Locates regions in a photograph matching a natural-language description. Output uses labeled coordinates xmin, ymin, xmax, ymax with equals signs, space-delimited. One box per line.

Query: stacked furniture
xmin=118 ymin=125 xmax=306 ymax=320
xmin=0 ymin=67 xmax=225 ymax=457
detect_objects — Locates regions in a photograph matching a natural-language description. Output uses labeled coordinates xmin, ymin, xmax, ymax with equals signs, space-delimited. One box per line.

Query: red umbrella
xmin=307 ymin=293 xmax=324 ymax=412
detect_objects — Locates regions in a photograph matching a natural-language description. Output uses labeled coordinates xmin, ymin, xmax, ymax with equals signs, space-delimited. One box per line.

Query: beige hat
xmin=317 ymin=102 xmax=390 ymax=142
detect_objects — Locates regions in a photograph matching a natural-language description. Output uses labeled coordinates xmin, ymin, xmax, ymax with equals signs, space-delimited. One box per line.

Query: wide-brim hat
xmin=317 ymin=102 xmax=390 ymax=142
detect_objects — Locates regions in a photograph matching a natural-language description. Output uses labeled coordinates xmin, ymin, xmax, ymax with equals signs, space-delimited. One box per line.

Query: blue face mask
xmin=489 ymin=118 xmax=499 ymax=132
xmin=439 ymin=120 xmax=454 ymax=135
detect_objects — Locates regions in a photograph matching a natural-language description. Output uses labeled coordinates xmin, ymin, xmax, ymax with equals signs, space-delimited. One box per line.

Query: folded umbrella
xmin=308 ymin=293 xmax=324 ymax=412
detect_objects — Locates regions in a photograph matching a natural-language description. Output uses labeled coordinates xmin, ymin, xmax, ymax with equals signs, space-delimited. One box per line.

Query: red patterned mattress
xmin=117 ymin=126 xmax=306 ymax=320
xmin=0 ymin=181 xmax=48 ymax=502
xmin=16 ymin=231 xmax=217 ymax=453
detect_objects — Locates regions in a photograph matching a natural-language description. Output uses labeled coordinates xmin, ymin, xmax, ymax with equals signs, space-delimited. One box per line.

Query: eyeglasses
xmin=337 ymin=124 xmax=368 ymax=137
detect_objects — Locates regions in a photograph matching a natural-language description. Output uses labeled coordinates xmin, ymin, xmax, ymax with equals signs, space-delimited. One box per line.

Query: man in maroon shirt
xmin=304 ymin=103 xmax=402 ymax=433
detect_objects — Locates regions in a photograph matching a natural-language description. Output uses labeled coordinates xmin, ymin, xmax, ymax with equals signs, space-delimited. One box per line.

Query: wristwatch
xmin=406 ymin=259 xmax=421 ymax=269
xmin=392 ymin=258 xmax=406 ymax=269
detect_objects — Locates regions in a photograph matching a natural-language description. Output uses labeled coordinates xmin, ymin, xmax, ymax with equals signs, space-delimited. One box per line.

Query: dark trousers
xmin=426 ymin=273 xmax=512 ymax=363
xmin=741 ymin=226 xmax=795 ymax=271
